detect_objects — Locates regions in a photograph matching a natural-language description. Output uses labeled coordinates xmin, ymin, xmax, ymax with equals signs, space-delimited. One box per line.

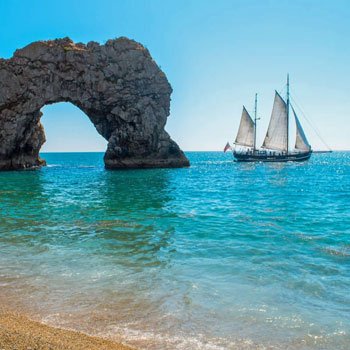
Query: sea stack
xmin=0 ymin=37 xmax=190 ymax=170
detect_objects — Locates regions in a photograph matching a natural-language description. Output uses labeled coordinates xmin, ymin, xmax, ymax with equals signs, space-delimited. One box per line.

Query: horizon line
xmin=40 ymin=150 xmax=350 ymax=154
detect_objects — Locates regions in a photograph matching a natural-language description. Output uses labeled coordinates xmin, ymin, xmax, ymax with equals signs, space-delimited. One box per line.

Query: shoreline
xmin=0 ymin=309 xmax=136 ymax=350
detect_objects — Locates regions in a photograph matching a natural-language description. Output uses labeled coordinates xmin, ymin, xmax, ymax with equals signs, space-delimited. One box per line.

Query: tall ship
xmin=229 ymin=75 xmax=312 ymax=162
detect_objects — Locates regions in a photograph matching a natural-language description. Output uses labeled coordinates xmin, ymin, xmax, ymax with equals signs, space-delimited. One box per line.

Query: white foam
xmin=99 ymin=324 xmax=268 ymax=350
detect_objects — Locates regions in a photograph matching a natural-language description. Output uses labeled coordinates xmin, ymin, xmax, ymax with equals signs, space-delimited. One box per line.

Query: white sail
xmin=262 ymin=91 xmax=288 ymax=151
xmin=292 ymin=106 xmax=311 ymax=152
xmin=234 ymin=107 xmax=255 ymax=147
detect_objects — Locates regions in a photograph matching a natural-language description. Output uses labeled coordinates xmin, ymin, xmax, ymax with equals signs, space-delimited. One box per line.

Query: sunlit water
xmin=0 ymin=152 xmax=349 ymax=349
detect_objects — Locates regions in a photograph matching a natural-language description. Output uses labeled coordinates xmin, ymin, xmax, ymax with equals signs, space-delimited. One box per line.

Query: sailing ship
xmin=230 ymin=75 xmax=312 ymax=162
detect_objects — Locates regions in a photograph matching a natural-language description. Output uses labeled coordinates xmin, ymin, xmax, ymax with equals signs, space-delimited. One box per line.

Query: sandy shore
xmin=0 ymin=310 xmax=135 ymax=350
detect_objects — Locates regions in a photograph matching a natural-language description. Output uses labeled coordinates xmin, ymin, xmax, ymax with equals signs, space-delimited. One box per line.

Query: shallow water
xmin=0 ymin=152 xmax=349 ymax=349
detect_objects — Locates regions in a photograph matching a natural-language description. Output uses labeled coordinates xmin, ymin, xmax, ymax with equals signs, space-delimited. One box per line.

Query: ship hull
xmin=233 ymin=151 xmax=312 ymax=162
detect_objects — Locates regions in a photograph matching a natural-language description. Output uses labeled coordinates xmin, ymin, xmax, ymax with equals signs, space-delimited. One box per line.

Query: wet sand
xmin=0 ymin=310 xmax=135 ymax=350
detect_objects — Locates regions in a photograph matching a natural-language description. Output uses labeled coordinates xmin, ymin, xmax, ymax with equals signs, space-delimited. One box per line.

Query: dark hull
xmin=233 ymin=151 xmax=312 ymax=162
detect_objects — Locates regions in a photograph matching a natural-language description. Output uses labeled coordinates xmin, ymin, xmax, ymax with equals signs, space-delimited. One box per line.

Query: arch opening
xmin=40 ymin=102 xmax=107 ymax=155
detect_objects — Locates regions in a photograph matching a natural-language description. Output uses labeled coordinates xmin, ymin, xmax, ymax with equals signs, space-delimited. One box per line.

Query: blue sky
xmin=1 ymin=0 xmax=349 ymax=151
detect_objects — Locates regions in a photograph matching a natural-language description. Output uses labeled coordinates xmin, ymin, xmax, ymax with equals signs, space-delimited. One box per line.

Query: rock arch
xmin=0 ymin=37 xmax=189 ymax=170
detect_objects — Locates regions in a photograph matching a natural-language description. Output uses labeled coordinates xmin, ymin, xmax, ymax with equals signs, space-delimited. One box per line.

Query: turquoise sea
xmin=0 ymin=152 xmax=349 ymax=349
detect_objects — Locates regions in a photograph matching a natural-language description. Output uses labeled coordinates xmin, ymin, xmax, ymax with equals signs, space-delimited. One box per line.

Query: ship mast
xmin=286 ymin=74 xmax=290 ymax=154
xmin=253 ymin=93 xmax=258 ymax=152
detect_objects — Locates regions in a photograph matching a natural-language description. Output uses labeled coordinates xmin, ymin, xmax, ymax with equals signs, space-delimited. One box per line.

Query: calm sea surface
xmin=0 ymin=152 xmax=349 ymax=349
